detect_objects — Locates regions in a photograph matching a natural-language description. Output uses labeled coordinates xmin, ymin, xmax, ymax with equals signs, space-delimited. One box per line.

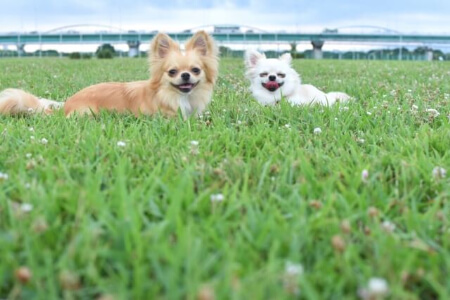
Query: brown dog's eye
xmin=168 ymin=69 xmax=178 ymax=76
xmin=191 ymin=67 xmax=201 ymax=75
xmin=259 ymin=72 xmax=268 ymax=77
xmin=277 ymin=73 xmax=286 ymax=78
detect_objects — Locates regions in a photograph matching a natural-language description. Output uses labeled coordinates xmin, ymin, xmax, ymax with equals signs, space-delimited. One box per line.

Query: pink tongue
xmin=265 ymin=82 xmax=279 ymax=89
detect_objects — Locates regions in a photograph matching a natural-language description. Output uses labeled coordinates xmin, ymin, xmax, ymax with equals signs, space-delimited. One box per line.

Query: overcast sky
xmin=1 ymin=0 xmax=450 ymax=34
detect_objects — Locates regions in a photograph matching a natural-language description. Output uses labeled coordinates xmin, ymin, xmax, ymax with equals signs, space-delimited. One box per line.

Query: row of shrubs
xmin=70 ymin=44 xmax=116 ymax=59
xmin=68 ymin=52 xmax=92 ymax=59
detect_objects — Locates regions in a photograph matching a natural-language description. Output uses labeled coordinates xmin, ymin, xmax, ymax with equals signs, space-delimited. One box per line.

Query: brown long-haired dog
xmin=0 ymin=31 xmax=219 ymax=118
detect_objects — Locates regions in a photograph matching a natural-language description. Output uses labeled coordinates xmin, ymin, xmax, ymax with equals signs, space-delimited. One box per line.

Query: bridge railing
xmin=1 ymin=32 xmax=450 ymax=44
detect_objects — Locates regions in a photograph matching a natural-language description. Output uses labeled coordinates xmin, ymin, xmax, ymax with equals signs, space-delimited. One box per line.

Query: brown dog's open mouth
xmin=172 ymin=82 xmax=199 ymax=93
xmin=262 ymin=82 xmax=284 ymax=92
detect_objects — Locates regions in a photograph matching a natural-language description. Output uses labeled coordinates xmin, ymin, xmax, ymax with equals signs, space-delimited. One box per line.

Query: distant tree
xmin=96 ymin=44 xmax=115 ymax=59
xmin=219 ymin=46 xmax=231 ymax=57
xmin=290 ymin=42 xmax=297 ymax=57
xmin=431 ymin=50 xmax=444 ymax=60
xmin=69 ymin=52 xmax=81 ymax=59
xmin=413 ymin=47 xmax=428 ymax=55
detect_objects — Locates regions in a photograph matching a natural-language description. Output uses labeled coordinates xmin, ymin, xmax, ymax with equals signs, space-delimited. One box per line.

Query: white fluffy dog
xmin=245 ymin=50 xmax=351 ymax=106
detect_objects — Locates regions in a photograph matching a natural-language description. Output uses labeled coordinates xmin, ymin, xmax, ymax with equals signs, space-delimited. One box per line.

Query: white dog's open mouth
xmin=262 ymin=82 xmax=284 ymax=92
xmin=172 ymin=82 xmax=199 ymax=93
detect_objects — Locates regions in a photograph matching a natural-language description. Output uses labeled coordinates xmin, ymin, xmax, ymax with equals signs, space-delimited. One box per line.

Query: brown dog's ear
xmin=150 ymin=33 xmax=177 ymax=59
xmin=185 ymin=31 xmax=217 ymax=57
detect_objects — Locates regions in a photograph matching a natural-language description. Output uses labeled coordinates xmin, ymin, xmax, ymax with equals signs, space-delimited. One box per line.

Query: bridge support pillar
xmin=425 ymin=48 xmax=433 ymax=61
xmin=127 ymin=41 xmax=141 ymax=57
xmin=17 ymin=44 xmax=25 ymax=57
xmin=311 ymin=40 xmax=324 ymax=59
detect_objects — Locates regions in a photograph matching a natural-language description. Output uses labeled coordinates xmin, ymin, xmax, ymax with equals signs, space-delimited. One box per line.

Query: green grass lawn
xmin=0 ymin=57 xmax=449 ymax=299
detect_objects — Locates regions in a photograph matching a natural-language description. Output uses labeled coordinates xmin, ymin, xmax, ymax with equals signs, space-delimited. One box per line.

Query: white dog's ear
xmin=245 ymin=50 xmax=265 ymax=68
xmin=279 ymin=53 xmax=292 ymax=65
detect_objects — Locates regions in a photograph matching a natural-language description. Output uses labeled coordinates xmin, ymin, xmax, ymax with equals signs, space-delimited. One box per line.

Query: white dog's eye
xmin=259 ymin=72 xmax=268 ymax=77
xmin=277 ymin=73 xmax=286 ymax=78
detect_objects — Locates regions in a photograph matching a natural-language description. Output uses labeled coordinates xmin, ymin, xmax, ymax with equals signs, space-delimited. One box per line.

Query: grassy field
xmin=0 ymin=57 xmax=449 ymax=300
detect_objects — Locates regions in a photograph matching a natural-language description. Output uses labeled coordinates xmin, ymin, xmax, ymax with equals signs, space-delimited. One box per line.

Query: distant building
xmin=323 ymin=28 xmax=338 ymax=34
xmin=214 ymin=26 xmax=240 ymax=34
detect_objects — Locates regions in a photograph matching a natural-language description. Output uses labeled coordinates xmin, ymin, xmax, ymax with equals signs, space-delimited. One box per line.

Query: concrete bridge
xmin=1 ymin=31 xmax=449 ymax=58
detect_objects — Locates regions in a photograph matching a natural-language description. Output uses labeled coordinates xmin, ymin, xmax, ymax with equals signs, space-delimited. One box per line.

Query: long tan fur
xmin=0 ymin=31 xmax=219 ymax=118
xmin=0 ymin=89 xmax=60 ymax=115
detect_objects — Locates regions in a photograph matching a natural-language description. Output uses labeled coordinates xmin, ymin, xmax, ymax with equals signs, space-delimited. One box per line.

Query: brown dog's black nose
xmin=269 ymin=75 xmax=276 ymax=81
xmin=181 ymin=72 xmax=190 ymax=81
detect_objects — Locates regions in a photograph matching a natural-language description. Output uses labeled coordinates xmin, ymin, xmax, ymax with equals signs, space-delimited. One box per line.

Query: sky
xmin=1 ymin=0 xmax=449 ymax=52
xmin=1 ymin=0 xmax=449 ymax=34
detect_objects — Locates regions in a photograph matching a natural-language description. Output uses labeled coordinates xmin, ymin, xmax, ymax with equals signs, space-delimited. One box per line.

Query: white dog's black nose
xmin=269 ymin=75 xmax=276 ymax=81
xmin=181 ymin=72 xmax=190 ymax=81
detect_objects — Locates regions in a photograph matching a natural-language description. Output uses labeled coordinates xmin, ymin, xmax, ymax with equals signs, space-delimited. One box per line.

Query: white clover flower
xmin=210 ymin=194 xmax=224 ymax=203
xmin=359 ymin=277 xmax=389 ymax=300
xmin=284 ymin=124 xmax=291 ymax=129
xmin=26 ymin=153 xmax=32 ymax=158
xmin=0 ymin=172 xmax=9 ymax=181
xmin=284 ymin=261 xmax=303 ymax=295
xmin=426 ymin=108 xmax=440 ymax=117
xmin=285 ymin=262 xmax=304 ymax=276
xmin=20 ymin=203 xmax=33 ymax=212
xmin=367 ymin=277 xmax=389 ymax=296
xmin=30 ymin=136 xmax=35 ymax=140
xmin=28 ymin=127 xmax=34 ymax=132
xmin=41 ymin=138 xmax=48 ymax=145
xmin=381 ymin=220 xmax=396 ymax=233
xmin=313 ymin=127 xmax=322 ymax=134
xmin=432 ymin=166 xmax=447 ymax=179
xmin=117 ymin=141 xmax=126 ymax=147
xmin=190 ymin=140 xmax=200 ymax=155
xmin=361 ymin=169 xmax=369 ymax=183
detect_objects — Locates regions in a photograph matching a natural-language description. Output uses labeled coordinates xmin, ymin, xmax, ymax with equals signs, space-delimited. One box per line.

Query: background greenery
xmin=0 ymin=58 xmax=449 ymax=299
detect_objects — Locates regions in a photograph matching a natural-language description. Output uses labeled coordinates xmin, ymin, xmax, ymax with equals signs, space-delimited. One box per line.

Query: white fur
xmin=245 ymin=50 xmax=351 ymax=106
xmin=38 ymin=98 xmax=64 ymax=110
xmin=179 ymin=94 xmax=193 ymax=117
